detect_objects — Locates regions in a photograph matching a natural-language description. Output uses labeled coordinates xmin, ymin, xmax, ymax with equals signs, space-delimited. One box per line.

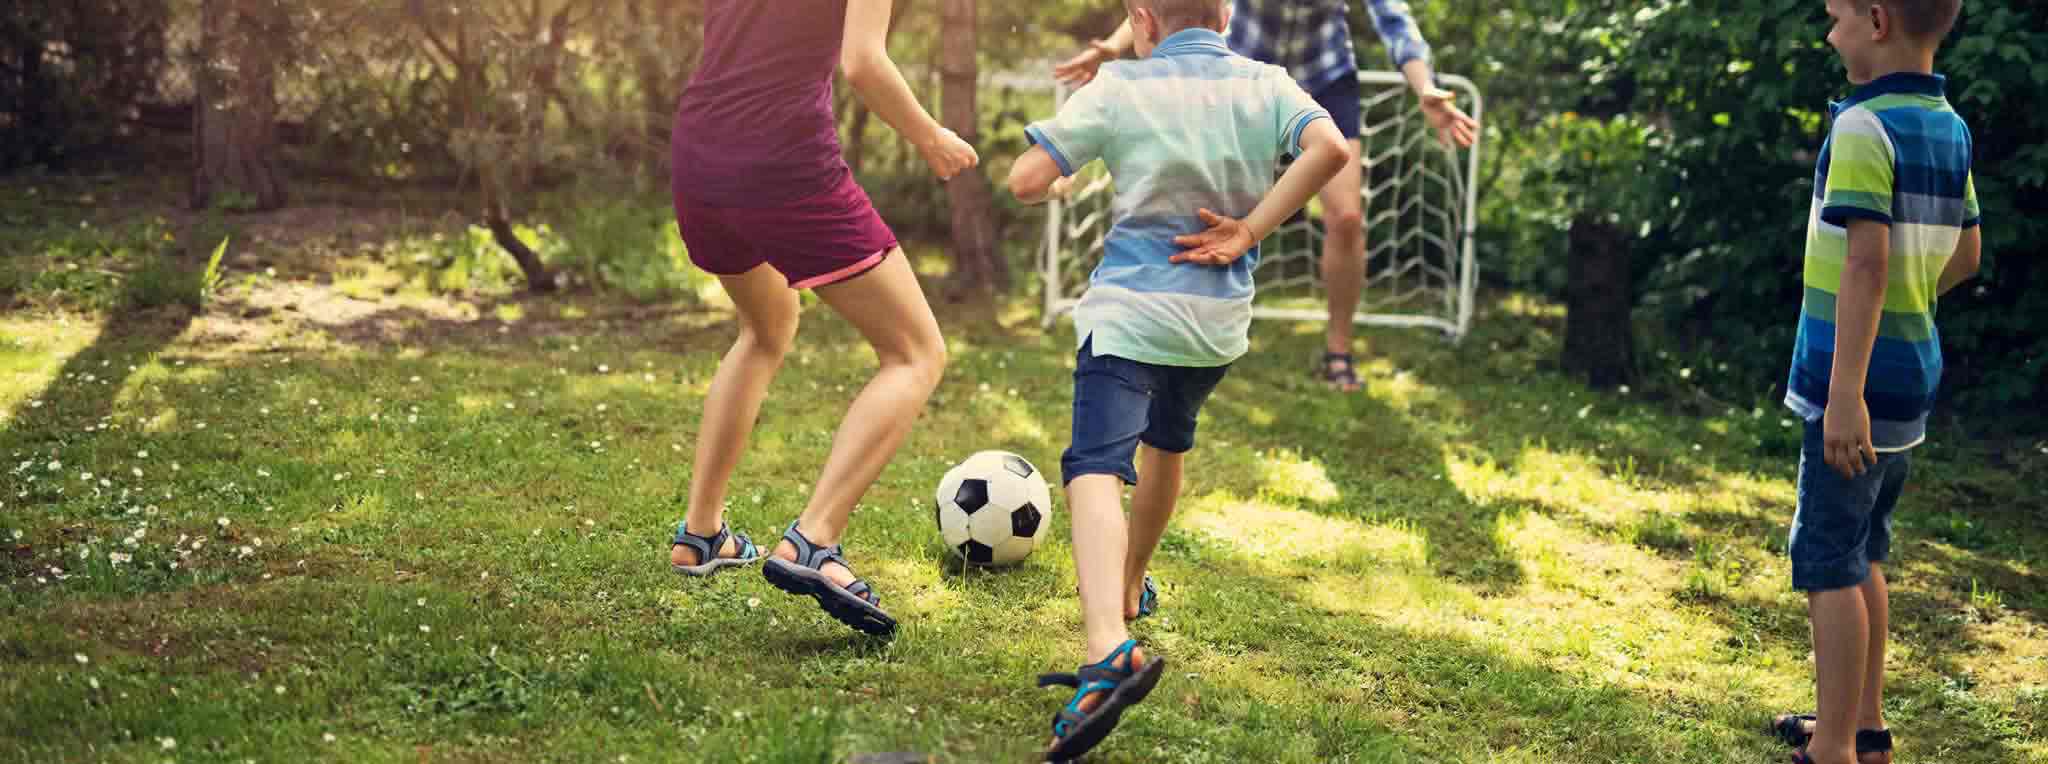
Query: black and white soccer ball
xmin=934 ymin=450 xmax=1053 ymax=566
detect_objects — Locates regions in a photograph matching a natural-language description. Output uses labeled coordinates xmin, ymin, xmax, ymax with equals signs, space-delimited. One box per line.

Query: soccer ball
xmin=934 ymin=450 xmax=1054 ymax=565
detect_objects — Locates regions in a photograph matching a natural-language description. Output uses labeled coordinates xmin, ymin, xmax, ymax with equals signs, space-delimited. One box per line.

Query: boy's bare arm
xmin=1006 ymin=147 xmax=1074 ymax=206
xmin=1825 ymin=219 xmax=1890 ymax=479
xmin=1173 ymin=119 xmax=1349 ymax=266
xmin=1936 ymin=226 xmax=1982 ymax=296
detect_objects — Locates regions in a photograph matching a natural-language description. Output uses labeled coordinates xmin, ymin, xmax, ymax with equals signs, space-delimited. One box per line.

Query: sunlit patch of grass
xmin=4 ymin=269 xmax=2044 ymax=763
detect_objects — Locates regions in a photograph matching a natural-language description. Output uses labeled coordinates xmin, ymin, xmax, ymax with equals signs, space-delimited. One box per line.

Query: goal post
xmin=1040 ymin=71 xmax=1484 ymax=341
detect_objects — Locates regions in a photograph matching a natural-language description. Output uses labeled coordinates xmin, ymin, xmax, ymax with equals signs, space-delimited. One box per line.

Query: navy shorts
xmin=1310 ymin=73 xmax=1363 ymax=141
xmin=1788 ymin=420 xmax=1912 ymax=592
xmin=1060 ymin=338 xmax=1231 ymax=486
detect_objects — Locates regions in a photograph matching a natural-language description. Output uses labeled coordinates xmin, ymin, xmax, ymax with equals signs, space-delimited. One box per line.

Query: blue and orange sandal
xmin=761 ymin=523 xmax=896 ymax=638
xmin=1773 ymin=714 xmax=1893 ymax=763
xmin=1132 ymin=575 xmax=1159 ymax=621
xmin=670 ymin=521 xmax=763 ymax=577
xmin=1039 ymin=640 xmax=1165 ymax=762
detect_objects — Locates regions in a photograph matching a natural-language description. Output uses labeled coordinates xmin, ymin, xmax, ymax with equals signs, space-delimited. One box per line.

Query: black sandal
xmin=761 ymin=523 xmax=896 ymax=638
xmin=1317 ymin=352 xmax=1362 ymax=392
xmin=1040 ymin=639 xmax=1165 ymax=761
xmin=1773 ymin=713 xmax=1893 ymax=761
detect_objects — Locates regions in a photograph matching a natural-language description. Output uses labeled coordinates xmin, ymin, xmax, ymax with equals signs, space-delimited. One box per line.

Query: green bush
xmin=0 ymin=0 xmax=170 ymax=169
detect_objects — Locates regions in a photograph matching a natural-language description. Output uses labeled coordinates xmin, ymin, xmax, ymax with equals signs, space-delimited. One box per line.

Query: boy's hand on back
xmin=1822 ymin=399 xmax=1878 ymax=479
xmin=917 ymin=127 xmax=981 ymax=181
xmin=1171 ymin=209 xmax=1256 ymax=267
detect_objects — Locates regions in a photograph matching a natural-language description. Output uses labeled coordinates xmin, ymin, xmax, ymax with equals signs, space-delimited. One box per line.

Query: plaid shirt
xmin=1225 ymin=0 xmax=1433 ymax=93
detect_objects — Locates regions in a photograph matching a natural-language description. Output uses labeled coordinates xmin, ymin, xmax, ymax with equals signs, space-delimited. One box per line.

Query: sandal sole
xmin=763 ymin=558 xmax=897 ymax=638
xmin=671 ymin=555 xmax=762 ymax=577
xmin=1046 ymin=655 xmax=1166 ymax=762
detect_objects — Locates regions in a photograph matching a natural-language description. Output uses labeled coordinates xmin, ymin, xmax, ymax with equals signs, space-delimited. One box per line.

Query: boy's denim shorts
xmin=1060 ymin=338 xmax=1230 ymax=487
xmin=1789 ymin=419 xmax=1912 ymax=592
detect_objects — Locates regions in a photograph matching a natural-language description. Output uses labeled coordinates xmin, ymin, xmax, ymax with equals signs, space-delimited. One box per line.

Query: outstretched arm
xmin=841 ymin=0 xmax=979 ymax=180
xmin=1360 ymin=0 xmax=1478 ymax=148
xmin=1053 ymin=17 xmax=1136 ymax=87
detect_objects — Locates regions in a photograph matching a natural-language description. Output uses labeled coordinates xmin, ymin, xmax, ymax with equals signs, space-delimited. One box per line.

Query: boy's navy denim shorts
xmin=1060 ymin=338 xmax=1230 ymax=487
xmin=1789 ymin=419 xmax=1912 ymax=592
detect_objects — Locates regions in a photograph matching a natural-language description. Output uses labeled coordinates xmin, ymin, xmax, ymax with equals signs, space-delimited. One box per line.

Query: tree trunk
xmin=939 ymin=0 xmax=1003 ymax=298
xmin=1562 ymin=214 xmax=1636 ymax=388
xmin=484 ymin=185 xmax=557 ymax=293
xmin=190 ymin=0 xmax=287 ymax=212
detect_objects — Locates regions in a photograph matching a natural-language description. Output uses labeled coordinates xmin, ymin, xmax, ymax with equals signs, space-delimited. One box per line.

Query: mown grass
xmin=2 ymin=202 xmax=2045 ymax=763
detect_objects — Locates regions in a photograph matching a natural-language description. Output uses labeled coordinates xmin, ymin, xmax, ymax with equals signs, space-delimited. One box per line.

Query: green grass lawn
xmin=3 ymin=213 xmax=2046 ymax=762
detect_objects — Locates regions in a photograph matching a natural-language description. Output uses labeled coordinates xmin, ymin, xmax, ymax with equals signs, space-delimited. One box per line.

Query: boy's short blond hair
xmin=1851 ymin=0 xmax=1962 ymax=43
xmin=1126 ymin=0 xmax=1227 ymax=33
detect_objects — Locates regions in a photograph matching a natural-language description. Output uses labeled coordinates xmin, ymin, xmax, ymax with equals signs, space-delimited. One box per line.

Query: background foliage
xmin=2 ymin=0 xmax=2040 ymax=430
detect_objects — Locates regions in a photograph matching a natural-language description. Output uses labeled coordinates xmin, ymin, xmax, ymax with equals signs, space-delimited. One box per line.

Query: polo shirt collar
xmin=1832 ymin=71 xmax=1945 ymax=116
xmin=1152 ymin=28 xmax=1232 ymax=59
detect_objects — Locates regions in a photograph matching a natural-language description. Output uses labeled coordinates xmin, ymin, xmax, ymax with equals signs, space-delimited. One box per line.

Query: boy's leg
xmin=1122 ymin=362 xmax=1227 ymax=616
xmin=1071 ymin=473 xmax=1137 ymax=659
xmin=1859 ymin=564 xmax=1889 ymax=733
xmin=1125 ymin=445 xmax=1184 ymax=619
xmin=1790 ymin=421 xmax=1901 ymax=764
xmin=1808 ymin=585 xmax=1870 ymax=764
xmin=1858 ymin=455 xmax=1908 ymax=742
xmin=673 ymin=263 xmax=801 ymax=567
xmin=770 ymin=250 xmax=947 ymax=586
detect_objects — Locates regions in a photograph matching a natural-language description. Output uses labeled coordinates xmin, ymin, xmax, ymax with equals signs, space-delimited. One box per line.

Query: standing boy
xmin=1773 ymin=1 xmax=1980 ymax=762
xmin=1007 ymin=0 xmax=1350 ymax=758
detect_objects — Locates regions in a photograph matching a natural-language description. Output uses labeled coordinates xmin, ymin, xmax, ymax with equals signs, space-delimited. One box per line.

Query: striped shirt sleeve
xmin=1962 ymin=171 xmax=1981 ymax=228
xmin=1270 ymin=68 xmax=1332 ymax=158
xmin=1820 ymin=107 xmax=1896 ymax=227
xmin=1025 ymin=75 xmax=1119 ymax=176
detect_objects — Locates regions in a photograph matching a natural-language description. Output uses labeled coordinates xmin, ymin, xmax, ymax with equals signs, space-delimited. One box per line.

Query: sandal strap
xmin=672 ymin=521 xmax=732 ymax=562
xmin=1049 ymin=679 xmax=1119 ymax=739
xmin=1077 ymin=639 xmax=1140 ymax=683
xmin=1856 ymin=729 xmax=1893 ymax=753
xmin=782 ymin=523 xmax=851 ymax=571
xmin=1771 ymin=714 xmax=1815 ymax=747
xmin=843 ymin=578 xmax=880 ymax=607
xmin=730 ymin=531 xmax=760 ymax=561
xmin=1320 ymin=352 xmax=1360 ymax=384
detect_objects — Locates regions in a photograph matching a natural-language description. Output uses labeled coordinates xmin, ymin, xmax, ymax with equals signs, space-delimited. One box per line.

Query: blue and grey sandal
xmin=670 ymin=521 xmax=763 ymax=577
xmin=1132 ymin=575 xmax=1159 ymax=621
xmin=762 ymin=523 xmax=896 ymax=638
xmin=1039 ymin=639 xmax=1165 ymax=761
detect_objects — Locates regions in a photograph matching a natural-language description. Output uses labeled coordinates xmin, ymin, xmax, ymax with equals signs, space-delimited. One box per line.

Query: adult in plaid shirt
xmin=1056 ymin=0 xmax=1478 ymax=392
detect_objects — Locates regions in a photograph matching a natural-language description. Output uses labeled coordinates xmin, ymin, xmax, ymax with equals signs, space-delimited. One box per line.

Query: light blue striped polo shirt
xmin=1026 ymin=28 xmax=1330 ymax=368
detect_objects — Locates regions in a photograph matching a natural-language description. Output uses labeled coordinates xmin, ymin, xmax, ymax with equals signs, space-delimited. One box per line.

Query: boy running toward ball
xmin=1005 ymin=0 xmax=1348 ymax=757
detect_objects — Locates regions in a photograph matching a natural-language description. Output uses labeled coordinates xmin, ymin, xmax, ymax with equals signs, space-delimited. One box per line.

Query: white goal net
xmin=1039 ymin=71 xmax=1484 ymax=340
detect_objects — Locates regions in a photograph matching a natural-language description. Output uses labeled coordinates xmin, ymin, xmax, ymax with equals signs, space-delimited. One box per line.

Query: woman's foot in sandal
xmin=670 ymin=521 xmax=763 ymax=576
xmin=1124 ymin=574 xmax=1158 ymax=622
xmin=762 ymin=522 xmax=897 ymax=637
xmin=1040 ymin=640 xmax=1164 ymax=762
xmin=1318 ymin=352 xmax=1363 ymax=393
